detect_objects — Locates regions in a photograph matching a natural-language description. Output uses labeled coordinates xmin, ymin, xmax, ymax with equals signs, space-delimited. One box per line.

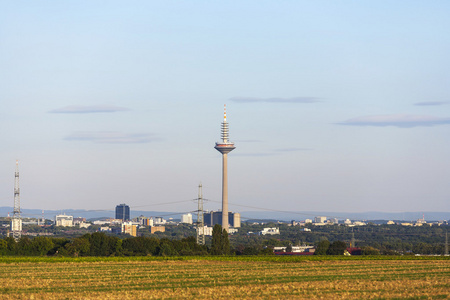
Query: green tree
xmin=211 ymin=224 xmax=230 ymax=255
xmin=259 ymin=247 xmax=275 ymax=256
xmin=17 ymin=236 xmax=33 ymax=255
xmin=157 ymin=239 xmax=177 ymax=256
xmin=65 ymin=237 xmax=91 ymax=257
xmin=327 ymin=241 xmax=347 ymax=255
xmin=31 ymin=237 xmax=54 ymax=256
xmin=315 ymin=240 xmax=330 ymax=255
xmin=0 ymin=239 xmax=7 ymax=255
xmin=361 ymin=246 xmax=380 ymax=255
xmin=285 ymin=244 xmax=293 ymax=253
xmin=5 ymin=237 xmax=17 ymax=254
xmin=88 ymin=232 xmax=120 ymax=256
xmin=222 ymin=228 xmax=230 ymax=255
xmin=242 ymin=246 xmax=259 ymax=255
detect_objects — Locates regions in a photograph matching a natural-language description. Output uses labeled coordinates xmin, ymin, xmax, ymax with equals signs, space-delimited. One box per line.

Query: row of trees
xmin=230 ymin=223 xmax=448 ymax=255
xmin=0 ymin=234 xmax=209 ymax=257
xmin=0 ymin=225 xmax=230 ymax=257
xmin=1 ymin=223 xmax=446 ymax=256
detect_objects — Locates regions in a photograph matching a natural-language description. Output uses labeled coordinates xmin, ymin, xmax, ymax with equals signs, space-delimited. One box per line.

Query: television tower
xmin=214 ymin=105 xmax=236 ymax=232
xmin=12 ymin=160 xmax=22 ymax=241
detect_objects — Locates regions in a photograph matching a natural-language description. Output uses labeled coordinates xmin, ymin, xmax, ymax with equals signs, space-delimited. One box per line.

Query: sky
xmin=1 ymin=1 xmax=449 ymax=217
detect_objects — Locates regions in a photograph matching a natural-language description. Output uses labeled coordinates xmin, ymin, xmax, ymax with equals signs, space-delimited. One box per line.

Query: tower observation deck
xmin=214 ymin=105 xmax=235 ymax=232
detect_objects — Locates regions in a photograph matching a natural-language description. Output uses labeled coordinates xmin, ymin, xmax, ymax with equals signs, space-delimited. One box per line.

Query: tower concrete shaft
xmin=214 ymin=105 xmax=235 ymax=232
xmin=12 ymin=160 xmax=22 ymax=241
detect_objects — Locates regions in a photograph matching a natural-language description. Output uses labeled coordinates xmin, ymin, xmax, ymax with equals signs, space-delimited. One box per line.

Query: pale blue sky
xmin=1 ymin=1 xmax=449 ymax=216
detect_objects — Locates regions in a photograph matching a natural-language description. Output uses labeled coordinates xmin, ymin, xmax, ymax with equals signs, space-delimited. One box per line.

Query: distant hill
xmin=1 ymin=207 xmax=448 ymax=222
xmin=239 ymin=211 xmax=449 ymax=222
xmin=0 ymin=207 xmax=184 ymax=221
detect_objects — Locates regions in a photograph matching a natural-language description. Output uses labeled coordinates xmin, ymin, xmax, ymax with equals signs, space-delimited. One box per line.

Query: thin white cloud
xmin=275 ymin=148 xmax=311 ymax=152
xmin=233 ymin=153 xmax=276 ymax=157
xmin=339 ymin=114 xmax=450 ymax=128
xmin=230 ymin=97 xmax=319 ymax=104
xmin=49 ymin=105 xmax=130 ymax=114
xmin=414 ymin=101 xmax=449 ymax=106
xmin=235 ymin=139 xmax=264 ymax=143
xmin=65 ymin=131 xmax=160 ymax=143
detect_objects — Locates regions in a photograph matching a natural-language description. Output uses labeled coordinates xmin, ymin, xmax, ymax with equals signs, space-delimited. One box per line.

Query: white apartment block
xmin=10 ymin=218 xmax=22 ymax=232
xmin=260 ymin=227 xmax=280 ymax=235
xmin=154 ymin=217 xmax=166 ymax=225
xmin=181 ymin=213 xmax=193 ymax=224
xmin=314 ymin=216 xmax=327 ymax=224
xmin=197 ymin=226 xmax=213 ymax=236
xmin=55 ymin=214 xmax=73 ymax=227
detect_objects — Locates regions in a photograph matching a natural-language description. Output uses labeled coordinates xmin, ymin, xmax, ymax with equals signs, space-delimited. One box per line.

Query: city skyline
xmin=1 ymin=2 xmax=449 ymax=214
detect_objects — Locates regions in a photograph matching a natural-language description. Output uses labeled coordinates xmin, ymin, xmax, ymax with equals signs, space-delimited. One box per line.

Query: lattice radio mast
xmin=445 ymin=230 xmax=448 ymax=256
xmin=196 ymin=183 xmax=205 ymax=245
xmin=12 ymin=160 xmax=22 ymax=241
xmin=351 ymin=228 xmax=356 ymax=248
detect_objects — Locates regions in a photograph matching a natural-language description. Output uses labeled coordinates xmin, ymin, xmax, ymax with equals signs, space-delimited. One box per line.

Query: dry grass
xmin=0 ymin=258 xmax=448 ymax=299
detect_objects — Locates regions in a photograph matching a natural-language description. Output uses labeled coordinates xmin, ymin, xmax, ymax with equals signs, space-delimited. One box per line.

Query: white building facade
xmin=260 ymin=227 xmax=280 ymax=235
xmin=55 ymin=215 xmax=73 ymax=227
xmin=314 ymin=216 xmax=327 ymax=224
xmin=181 ymin=213 xmax=193 ymax=224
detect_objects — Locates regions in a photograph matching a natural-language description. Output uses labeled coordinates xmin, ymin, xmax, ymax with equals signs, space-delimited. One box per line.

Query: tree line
xmin=1 ymin=223 xmax=447 ymax=256
xmin=0 ymin=225 xmax=235 ymax=257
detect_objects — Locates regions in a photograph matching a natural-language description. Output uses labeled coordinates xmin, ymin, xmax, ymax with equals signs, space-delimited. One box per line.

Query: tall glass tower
xmin=115 ymin=204 xmax=130 ymax=221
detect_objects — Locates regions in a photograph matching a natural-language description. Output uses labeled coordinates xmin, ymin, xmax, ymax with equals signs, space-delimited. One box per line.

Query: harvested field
xmin=0 ymin=257 xmax=448 ymax=299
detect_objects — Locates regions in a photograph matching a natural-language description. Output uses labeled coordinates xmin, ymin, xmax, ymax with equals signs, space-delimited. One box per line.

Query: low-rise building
xmin=273 ymin=245 xmax=315 ymax=253
xmin=122 ymin=222 xmax=137 ymax=237
xmin=260 ymin=227 xmax=280 ymax=235
xmin=329 ymin=218 xmax=339 ymax=224
xmin=228 ymin=228 xmax=238 ymax=234
xmin=197 ymin=226 xmax=213 ymax=236
xmin=150 ymin=226 xmax=165 ymax=234
xmin=314 ymin=216 xmax=327 ymax=224
xmin=78 ymin=222 xmax=90 ymax=229
xmin=138 ymin=216 xmax=153 ymax=227
xmin=353 ymin=221 xmax=366 ymax=226
xmin=55 ymin=215 xmax=73 ymax=227
xmin=73 ymin=217 xmax=86 ymax=225
xmin=181 ymin=213 xmax=193 ymax=224
xmin=154 ymin=217 xmax=166 ymax=225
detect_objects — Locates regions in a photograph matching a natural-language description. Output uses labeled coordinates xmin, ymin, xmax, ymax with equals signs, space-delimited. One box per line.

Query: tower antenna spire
xmin=224 ymin=104 xmax=227 ymax=122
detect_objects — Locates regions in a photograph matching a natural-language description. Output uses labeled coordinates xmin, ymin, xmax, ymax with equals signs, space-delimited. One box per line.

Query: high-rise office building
xmin=204 ymin=211 xmax=241 ymax=228
xmin=115 ymin=204 xmax=130 ymax=221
